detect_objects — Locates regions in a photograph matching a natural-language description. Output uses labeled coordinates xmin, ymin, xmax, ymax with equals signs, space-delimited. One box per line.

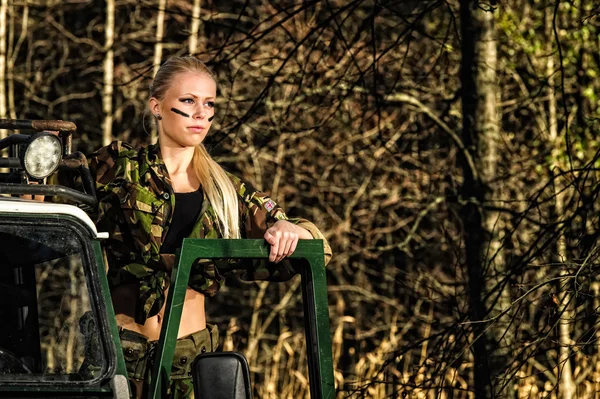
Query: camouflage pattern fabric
xmin=72 ymin=141 xmax=332 ymax=323
xmin=120 ymin=324 xmax=219 ymax=399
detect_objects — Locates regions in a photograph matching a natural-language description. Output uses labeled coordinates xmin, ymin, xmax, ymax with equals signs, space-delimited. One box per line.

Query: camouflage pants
xmin=120 ymin=325 xmax=219 ymax=399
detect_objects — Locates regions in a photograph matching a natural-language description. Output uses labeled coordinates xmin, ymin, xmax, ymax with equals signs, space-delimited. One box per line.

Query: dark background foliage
xmin=3 ymin=0 xmax=600 ymax=397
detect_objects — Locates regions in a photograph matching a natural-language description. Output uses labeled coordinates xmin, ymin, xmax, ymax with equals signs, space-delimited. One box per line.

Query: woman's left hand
xmin=264 ymin=220 xmax=312 ymax=263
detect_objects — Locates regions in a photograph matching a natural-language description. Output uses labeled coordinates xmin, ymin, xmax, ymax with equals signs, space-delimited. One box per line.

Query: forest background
xmin=1 ymin=0 xmax=600 ymax=398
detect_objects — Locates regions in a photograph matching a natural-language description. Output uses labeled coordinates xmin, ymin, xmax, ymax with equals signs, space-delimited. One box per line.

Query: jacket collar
xmin=141 ymin=142 xmax=173 ymax=195
xmin=146 ymin=142 xmax=162 ymax=164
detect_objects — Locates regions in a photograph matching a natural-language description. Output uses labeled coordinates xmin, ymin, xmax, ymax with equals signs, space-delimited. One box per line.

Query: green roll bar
xmin=148 ymin=239 xmax=335 ymax=399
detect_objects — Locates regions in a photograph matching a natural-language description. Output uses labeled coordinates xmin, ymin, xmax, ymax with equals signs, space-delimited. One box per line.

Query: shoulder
xmin=88 ymin=141 xmax=141 ymax=185
xmin=224 ymin=171 xmax=281 ymax=214
xmin=224 ymin=171 xmax=257 ymax=201
xmin=88 ymin=141 xmax=137 ymax=164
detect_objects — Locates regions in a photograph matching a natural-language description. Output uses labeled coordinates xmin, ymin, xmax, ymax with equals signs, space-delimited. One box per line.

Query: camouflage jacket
xmin=77 ymin=141 xmax=331 ymax=323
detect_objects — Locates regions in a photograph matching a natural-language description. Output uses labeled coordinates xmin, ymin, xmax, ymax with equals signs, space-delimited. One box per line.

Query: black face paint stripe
xmin=208 ymin=116 xmax=214 ymax=122
xmin=171 ymin=108 xmax=190 ymax=118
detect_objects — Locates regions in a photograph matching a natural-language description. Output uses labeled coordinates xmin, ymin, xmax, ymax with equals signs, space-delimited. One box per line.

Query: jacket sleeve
xmin=49 ymin=141 xmax=132 ymax=207
xmin=235 ymin=176 xmax=332 ymax=281
xmin=87 ymin=141 xmax=132 ymax=189
xmin=55 ymin=141 xmax=130 ymax=187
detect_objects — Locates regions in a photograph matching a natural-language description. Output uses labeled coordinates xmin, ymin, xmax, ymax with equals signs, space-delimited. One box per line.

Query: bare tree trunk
xmin=189 ymin=0 xmax=202 ymax=55
xmin=460 ymin=2 xmax=511 ymax=397
xmin=482 ymin=15 xmax=515 ymax=397
xmin=460 ymin=1 xmax=491 ymax=395
xmin=7 ymin=1 xmax=29 ymax=119
xmin=151 ymin=0 xmax=167 ymax=143
xmin=0 ymin=0 xmax=7 ymax=139
xmin=593 ymin=281 xmax=600 ymax=393
xmin=8 ymin=2 xmax=27 ymax=120
xmin=484 ymin=204 xmax=516 ymax=391
xmin=6 ymin=0 xmax=12 ymax=119
xmin=546 ymin=7 xmax=576 ymax=398
xmin=102 ymin=0 xmax=115 ymax=146
xmin=554 ymin=185 xmax=576 ymax=399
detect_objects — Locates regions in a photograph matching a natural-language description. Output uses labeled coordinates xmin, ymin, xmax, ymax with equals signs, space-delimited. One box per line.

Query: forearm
xmin=296 ymin=224 xmax=315 ymax=239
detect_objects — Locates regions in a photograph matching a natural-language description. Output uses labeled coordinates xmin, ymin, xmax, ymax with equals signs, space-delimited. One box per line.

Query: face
xmin=150 ymin=71 xmax=217 ymax=148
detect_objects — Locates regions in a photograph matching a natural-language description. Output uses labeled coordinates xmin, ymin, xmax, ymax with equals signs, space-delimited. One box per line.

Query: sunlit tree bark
xmin=481 ymin=7 xmax=515 ymax=397
xmin=6 ymin=0 xmax=12 ymax=119
xmin=546 ymin=6 xmax=576 ymax=399
xmin=189 ymin=0 xmax=202 ymax=55
xmin=7 ymin=2 xmax=26 ymax=120
xmin=0 ymin=0 xmax=7 ymax=139
xmin=151 ymin=0 xmax=167 ymax=143
xmin=102 ymin=0 xmax=115 ymax=146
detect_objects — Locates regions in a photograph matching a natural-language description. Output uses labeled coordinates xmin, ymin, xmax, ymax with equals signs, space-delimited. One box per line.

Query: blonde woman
xmin=81 ymin=57 xmax=332 ymax=398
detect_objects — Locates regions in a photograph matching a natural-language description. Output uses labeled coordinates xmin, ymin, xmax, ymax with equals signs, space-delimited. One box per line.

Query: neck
xmin=159 ymin=141 xmax=196 ymax=176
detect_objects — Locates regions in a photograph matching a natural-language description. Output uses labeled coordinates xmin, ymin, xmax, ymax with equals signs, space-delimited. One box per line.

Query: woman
xmin=80 ymin=57 xmax=331 ymax=398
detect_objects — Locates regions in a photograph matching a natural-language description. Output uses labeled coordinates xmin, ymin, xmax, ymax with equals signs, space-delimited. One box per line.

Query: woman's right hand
xmin=21 ymin=180 xmax=45 ymax=202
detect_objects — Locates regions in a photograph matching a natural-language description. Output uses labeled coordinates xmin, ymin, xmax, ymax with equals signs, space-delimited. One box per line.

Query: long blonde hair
xmin=150 ymin=56 xmax=240 ymax=238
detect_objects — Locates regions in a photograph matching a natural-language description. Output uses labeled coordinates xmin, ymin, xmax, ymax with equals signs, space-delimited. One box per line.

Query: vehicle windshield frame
xmin=149 ymin=239 xmax=335 ymax=399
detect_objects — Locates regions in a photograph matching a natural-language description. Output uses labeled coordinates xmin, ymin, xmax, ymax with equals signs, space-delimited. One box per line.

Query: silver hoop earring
xmin=156 ymin=114 xmax=162 ymax=120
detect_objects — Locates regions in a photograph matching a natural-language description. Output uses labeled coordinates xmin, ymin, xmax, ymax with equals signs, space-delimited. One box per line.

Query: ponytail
xmin=192 ymin=144 xmax=240 ymax=238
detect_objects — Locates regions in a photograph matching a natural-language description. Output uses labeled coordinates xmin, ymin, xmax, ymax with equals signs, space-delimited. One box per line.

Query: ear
xmin=149 ymin=97 xmax=160 ymax=116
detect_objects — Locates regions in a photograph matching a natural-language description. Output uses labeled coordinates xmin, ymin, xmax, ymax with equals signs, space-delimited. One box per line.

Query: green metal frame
xmin=92 ymin=240 xmax=129 ymax=379
xmin=148 ymin=239 xmax=335 ymax=399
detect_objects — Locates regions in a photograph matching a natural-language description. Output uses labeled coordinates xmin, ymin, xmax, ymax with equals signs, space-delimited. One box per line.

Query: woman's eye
xmin=180 ymin=98 xmax=194 ymax=104
xmin=205 ymin=101 xmax=215 ymax=108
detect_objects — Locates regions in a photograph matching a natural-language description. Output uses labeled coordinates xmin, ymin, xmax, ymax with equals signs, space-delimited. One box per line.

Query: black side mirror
xmin=191 ymin=352 xmax=252 ymax=399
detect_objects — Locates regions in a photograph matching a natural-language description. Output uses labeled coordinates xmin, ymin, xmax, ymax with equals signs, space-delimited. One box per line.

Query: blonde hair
xmin=150 ymin=56 xmax=240 ymax=238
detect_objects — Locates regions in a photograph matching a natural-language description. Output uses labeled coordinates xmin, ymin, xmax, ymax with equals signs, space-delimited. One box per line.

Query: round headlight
xmin=22 ymin=133 xmax=62 ymax=179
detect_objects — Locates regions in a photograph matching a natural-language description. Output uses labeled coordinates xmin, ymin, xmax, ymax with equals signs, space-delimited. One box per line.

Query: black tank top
xmin=160 ymin=187 xmax=204 ymax=254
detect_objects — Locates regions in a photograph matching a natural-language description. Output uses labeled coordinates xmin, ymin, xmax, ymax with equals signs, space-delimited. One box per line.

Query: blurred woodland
xmin=2 ymin=0 xmax=600 ymax=397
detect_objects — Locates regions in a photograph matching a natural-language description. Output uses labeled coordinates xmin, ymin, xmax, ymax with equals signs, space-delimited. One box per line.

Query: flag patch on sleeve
xmin=264 ymin=199 xmax=276 ymax=212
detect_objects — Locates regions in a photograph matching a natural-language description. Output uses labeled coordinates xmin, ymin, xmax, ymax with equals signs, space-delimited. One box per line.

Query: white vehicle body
xmin=0 ymin=197 xmax=107 ymax=239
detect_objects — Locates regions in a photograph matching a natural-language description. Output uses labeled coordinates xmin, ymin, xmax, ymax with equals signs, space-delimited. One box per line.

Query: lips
xmin=187 ymin=126 xmax=205 ymax=132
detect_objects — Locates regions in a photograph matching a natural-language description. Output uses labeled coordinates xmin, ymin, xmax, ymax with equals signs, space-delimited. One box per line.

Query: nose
xmin=193 ymin=104 xmax=206 ymax=120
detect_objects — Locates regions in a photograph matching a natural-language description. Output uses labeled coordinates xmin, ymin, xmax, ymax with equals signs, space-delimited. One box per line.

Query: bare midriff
xmin=112 ymin=282 xmax=206 ymax=341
